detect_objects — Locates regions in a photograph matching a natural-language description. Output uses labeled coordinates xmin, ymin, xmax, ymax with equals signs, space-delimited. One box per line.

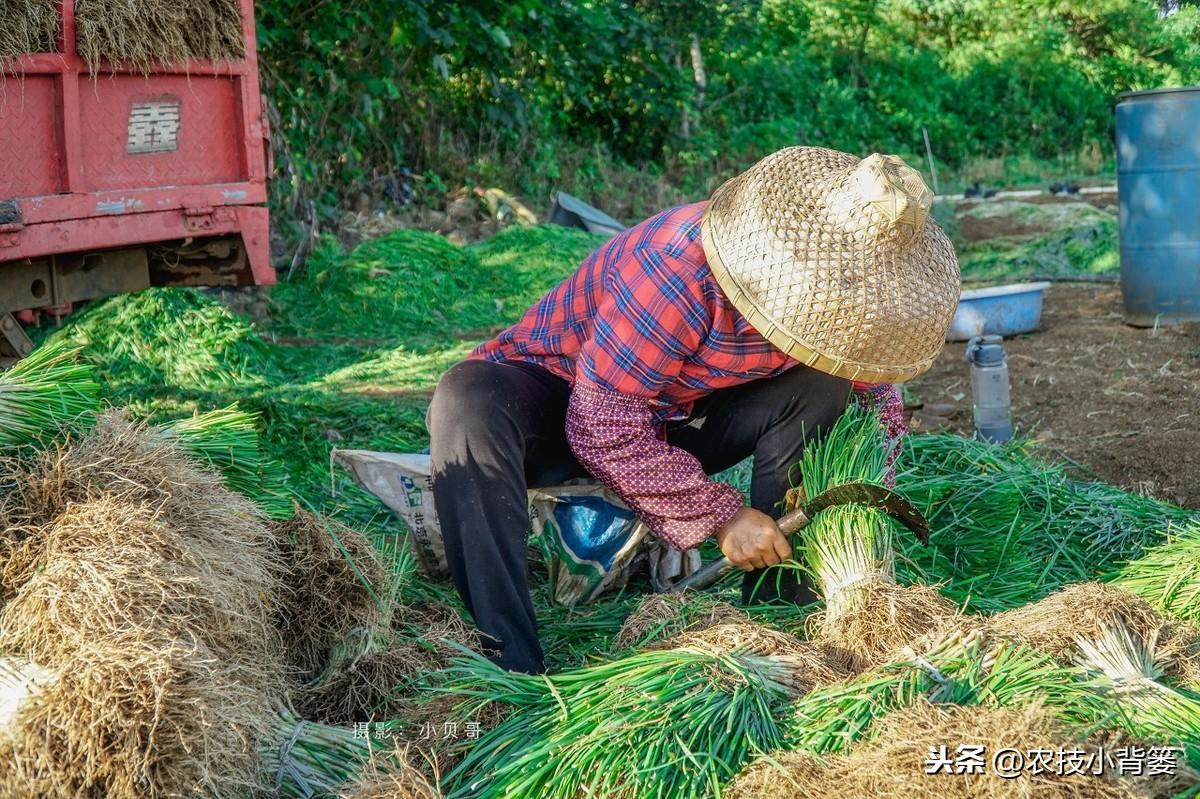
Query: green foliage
xmin=441 ymin=646 xmax=792 ymax=798
xmin=45 ymin=289 xmax=277 ymax=391
xmin=270 ymin=225 xmax=603 ymax=346
xmin=257 ymin=0 xmax=1200 ymax=218
xmin=160 ymin=406 xmax=294 ymax=518
xmin=897 ymin=433 xmax=1197 ymax=613
xmin=783 ymin=634 xmax=1088 ymax=753
xmin=0 ymin=339 xmax=99 ymax=451
xmin=1114 ymin=521 xmax=1200 ymax=626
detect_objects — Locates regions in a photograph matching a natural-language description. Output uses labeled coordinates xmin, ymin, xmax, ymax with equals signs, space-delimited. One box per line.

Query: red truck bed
xmin=0 ymin=0 xmax=272 ymax=357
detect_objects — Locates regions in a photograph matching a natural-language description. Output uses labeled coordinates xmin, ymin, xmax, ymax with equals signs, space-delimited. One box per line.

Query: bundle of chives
xmin=783 ymin=632 xmax=1087 ymax=755
xmin=896 ymin=436 xmax=1054 ymax=612
xmin=0 ymin=340 xmax=99 ymax=450
xmin=441 ymin=646 xmax=794 ymax=799
xmin=1113 ymin=521 xmax=1200 ymax=627
xmin=1071 ymin=625 xmax=1200 ymax=769
xmin=792 ymin=407 xmax=894 ymax=609
xmin=160 ymin=406 xmax=293 ymax=518
xmin=264 ymin=705 xmax=401 ymax=798
xmin=786 ymin=410 xmax=959 ymax=664
xmin=783 ymin=632 xmax=983 ymax=754
xmin=610 ymin=591 xmax=749 ymax=653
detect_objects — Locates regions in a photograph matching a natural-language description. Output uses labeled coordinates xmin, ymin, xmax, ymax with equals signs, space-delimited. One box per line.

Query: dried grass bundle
xmin=0 ymin=0 xmax=58 ymax=62
xmin=0 ymin=656 xmax=52 ymax=731
xmin=272 ymin=509 xmax=393 ymax=677
xmin=729 ymin=699 xmax=1165 ymax=799
xmin=612 ymin=592 xmax=748 ymax=651
xmin=73 ymin=0 xmax=245 ymax=74
xmin=0 ymin=632 xmax=270 ymax=797
xmin=989 ymin=582 xmax=1200 ymax=684
xmin=2 ymin=496 xmax=280 ymax=672
xmin=0 ymin=414 xmax=285 ymax=797
xmin=302 ymin=603 xmax=479 ymax=725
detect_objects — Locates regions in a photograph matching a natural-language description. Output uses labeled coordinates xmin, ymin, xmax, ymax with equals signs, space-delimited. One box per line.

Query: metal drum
xmin=1116 ymin=87 xmax=1200 ymax=326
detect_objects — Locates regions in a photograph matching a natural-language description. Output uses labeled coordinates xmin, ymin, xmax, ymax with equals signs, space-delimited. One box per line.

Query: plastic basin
xmin=945 ymin=282 xmax=1051 ymax=341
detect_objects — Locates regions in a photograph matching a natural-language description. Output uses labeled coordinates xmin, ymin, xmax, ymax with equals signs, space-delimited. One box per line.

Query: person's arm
xmin=565 ymin=383 xmax=743 ymax=550
xmin=564 ymin=249 xmax=789 ymax=566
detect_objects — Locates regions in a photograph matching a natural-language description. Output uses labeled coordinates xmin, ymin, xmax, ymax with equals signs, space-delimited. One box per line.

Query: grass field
xmin=40 ymin=225 xmax=605 ymax=529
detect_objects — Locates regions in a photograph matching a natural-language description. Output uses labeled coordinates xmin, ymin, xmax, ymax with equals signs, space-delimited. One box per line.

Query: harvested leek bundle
xmin=988 ymin=582 xmax=1200 ymax=686
xmin=442 ymin=646 xmax=797 ymax=799
xmin=736 ymin=700 xmax=1158 ymax=799
xmin=612 ymin=591 xmax=748 ymax=652
xmin=273 ymin=509 xmax=393 ymax=679
xmin=1073 ymin=624 xmax=1200 ymax=769
xmin=791 ymin=410 xmax=959 ymax=664
xmin=1114 ymin=521 xmax=1200 ymax=628
xmin=0 ymin=339 xmax=98 ymax=450
xmin=783 ymin=631 xmax=1086 ymax=754
xmin=161 ymin=406 xmax=293 ymax=518
xmin=265 ymin=705 xmax=403 ymax=798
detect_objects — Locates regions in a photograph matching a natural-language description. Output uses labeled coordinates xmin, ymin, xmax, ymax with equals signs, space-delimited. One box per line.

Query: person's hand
xmin=714 ymin=507 xmax=792 ymax=571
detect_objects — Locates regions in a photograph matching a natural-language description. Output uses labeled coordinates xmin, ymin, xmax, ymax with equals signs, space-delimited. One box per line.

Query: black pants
xmin=427 ymin=359 xmax=850 ymax=673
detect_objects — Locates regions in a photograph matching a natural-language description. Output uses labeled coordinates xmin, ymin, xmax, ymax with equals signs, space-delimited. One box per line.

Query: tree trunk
xmin=690 ymin=31 xmax=707 ymax=122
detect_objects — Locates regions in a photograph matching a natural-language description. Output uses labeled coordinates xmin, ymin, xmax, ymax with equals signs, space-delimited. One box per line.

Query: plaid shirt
xmin=474 ymin=202 xmax=905 ymax=548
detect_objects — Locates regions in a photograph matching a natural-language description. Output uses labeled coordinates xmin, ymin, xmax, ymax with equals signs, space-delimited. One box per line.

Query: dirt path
xmin=908 ymin=284 xmax=1200 ymax=508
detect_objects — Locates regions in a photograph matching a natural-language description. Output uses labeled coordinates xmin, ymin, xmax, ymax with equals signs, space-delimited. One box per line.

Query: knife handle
xmin=669 ymin=507 xmax=811 ymax=593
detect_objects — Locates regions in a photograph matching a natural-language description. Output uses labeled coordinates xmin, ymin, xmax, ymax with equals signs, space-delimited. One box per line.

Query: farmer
xmin=428 ymin=146 xmax=960 ymax=673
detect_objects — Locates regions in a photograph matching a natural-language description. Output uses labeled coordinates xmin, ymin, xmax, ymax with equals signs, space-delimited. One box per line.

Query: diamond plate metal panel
xmin=0 ymin=78 xmax=63 ymax=198
xmin=78 ymin=75 xmax=243 ymax=191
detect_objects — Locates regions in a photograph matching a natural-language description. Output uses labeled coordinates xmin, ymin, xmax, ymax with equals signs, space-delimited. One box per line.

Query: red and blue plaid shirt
xmin=473 ymin=202 xmax=904 ymax=549
xmin=475 ymin=202 xmax=796 ymax=421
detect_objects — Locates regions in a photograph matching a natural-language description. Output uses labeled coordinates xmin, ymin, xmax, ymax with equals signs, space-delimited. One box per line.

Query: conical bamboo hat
xmin=701 ymin=146 xmax=960 ymax=383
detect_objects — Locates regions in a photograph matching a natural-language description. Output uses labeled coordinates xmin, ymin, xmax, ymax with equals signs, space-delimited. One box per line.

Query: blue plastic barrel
xmin=1116 ymin=87 xmax=1200 ymax=326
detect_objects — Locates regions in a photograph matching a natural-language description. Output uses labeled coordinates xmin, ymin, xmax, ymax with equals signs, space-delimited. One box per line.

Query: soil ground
xmin=908 ymin=283 xmax=1200 ymax=508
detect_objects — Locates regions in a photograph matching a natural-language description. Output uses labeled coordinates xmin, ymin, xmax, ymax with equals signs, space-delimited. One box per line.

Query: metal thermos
xmin=965 ymin=335 xmax=1012 ymax=443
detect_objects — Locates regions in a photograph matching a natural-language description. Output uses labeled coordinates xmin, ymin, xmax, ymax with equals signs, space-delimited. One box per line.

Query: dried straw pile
xmin=0 ymin=412 xmax=284 ymax=797
xmin=73 ymin=0 xmax=245 ymax=73
xmin=272 ymin=510 xmax=478 ymax=726
xmin=0 ymin=0 xmax=58 ymax=62
xmin=729 ymin=699 xmax=1176 ymax=799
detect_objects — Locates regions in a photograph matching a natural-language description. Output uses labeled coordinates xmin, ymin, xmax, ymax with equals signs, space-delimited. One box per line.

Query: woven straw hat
xmin=701 ymin=146 xmax=960 ymax=383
